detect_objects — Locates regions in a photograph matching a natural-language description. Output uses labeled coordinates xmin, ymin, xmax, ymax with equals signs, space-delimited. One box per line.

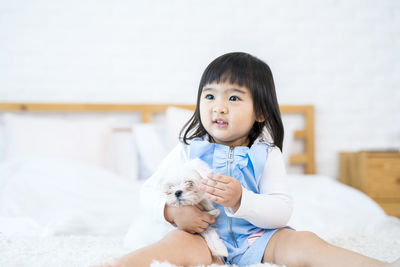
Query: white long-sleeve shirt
xmin=140 ymin=141 xmax=293 ymax=229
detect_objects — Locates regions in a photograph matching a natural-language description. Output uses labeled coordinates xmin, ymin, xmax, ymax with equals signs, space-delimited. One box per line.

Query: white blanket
xmin=0 ymin=157 xmax=399 ymax=266
xmin=0 ymin=157 xmax=142 ymax=236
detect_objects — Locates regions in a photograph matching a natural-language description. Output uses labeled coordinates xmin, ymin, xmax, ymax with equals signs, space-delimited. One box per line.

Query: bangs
xmin=199 ymin=54 xmax=254 ymax=90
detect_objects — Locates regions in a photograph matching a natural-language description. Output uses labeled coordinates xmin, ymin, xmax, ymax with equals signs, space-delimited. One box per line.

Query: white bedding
xmin=287 ymin=174 xmax=390 ymax=239
xmin=0 ymin=157 xmax=143 ymax=236
xmin=0 ymin=157 xmax=399 ymax=266
xmin=1 ymin=231 xmax=399 ymax=267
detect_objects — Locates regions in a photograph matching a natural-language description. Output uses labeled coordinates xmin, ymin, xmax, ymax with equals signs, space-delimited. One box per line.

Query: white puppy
xmin=163 ymin=158 xmax=228 ymax=257
xmin=124 ymin=158 xmax=228 ymax=258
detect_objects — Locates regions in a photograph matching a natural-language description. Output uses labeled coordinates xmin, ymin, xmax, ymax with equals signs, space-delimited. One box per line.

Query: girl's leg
xmin=117 ymin=230 xmax=223 ymax=267
xmin=262 ymin=228 xmax=388 ymax=267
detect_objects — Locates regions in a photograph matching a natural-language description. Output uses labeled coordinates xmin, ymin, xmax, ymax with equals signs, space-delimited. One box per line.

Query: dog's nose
xmin=175 ymin=190 xmax=183 ymax=198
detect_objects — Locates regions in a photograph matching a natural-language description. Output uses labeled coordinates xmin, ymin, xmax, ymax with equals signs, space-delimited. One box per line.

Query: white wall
xmin=1 ymin=0 xmax=399 ymax=178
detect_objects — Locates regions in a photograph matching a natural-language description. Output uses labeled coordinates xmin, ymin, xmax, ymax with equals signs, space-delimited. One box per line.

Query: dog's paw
xmin=202 ymin=228 xmax=228 ymax=257
xmin=208 ymin=209 xmax=220 ymax=217
xmin=210 ymin=239 xmax=228 ymax=257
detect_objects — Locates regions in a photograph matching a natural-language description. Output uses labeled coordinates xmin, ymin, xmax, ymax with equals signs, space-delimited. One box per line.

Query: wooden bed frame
xmin=0 ymin=103 xmax=315 ymax=174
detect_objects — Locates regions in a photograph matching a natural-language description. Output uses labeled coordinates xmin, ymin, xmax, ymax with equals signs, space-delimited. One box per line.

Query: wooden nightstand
xmin=339 ymin=151 xmax=400 ymax=217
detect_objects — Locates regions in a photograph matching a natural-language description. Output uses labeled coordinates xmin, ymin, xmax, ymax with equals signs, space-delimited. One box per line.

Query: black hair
xmin=180 ymin=52 xmax=284 ymax=151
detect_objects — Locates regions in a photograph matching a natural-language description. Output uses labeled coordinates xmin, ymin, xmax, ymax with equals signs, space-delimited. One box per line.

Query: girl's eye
xmin=205 ymin=94 xmax=214 ymax=100
xmin=229 ymin=96 xmax=240 ymax=101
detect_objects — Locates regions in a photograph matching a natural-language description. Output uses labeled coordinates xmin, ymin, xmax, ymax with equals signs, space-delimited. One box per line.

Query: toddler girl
xmin=116 ymin=52 xmax=398 ymax=267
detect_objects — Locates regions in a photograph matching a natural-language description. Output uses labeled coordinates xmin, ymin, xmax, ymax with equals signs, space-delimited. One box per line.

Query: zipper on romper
xmin=228 ymin=146 xmax=238 ymax=248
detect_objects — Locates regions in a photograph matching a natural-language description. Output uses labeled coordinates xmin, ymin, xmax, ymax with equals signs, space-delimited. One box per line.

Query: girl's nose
xmin=212 ymin=104 xmax=228 ymax=114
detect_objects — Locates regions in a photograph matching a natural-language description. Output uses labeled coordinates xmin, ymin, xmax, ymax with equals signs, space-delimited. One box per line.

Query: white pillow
xmin=133 ymin=123 xmax=169 ymax=180
xmin=131 ymin=107 xmax=193 ymax=180
xmin=2 ymin=113 xmax=113 ymax=169
xmin=108 ymin=131 xmax=138 ymax=181
xmin=165 ymin=107 xmax=194 ymax=150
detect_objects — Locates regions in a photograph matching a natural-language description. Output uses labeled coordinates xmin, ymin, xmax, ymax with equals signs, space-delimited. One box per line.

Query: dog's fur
xmin=123 ymin=159 xmax=228 ymax=258
xmin=163 ymin=158 xmax=228 ymax=257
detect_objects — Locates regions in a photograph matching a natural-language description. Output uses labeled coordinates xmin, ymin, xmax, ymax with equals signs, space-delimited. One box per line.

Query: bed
xmin=0 ymin=103 xmax=399 ymax=267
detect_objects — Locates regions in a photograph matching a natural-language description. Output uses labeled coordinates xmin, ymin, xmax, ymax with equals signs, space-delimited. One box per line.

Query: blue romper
xmin=189 ymin=138 xmax=290 ymax=266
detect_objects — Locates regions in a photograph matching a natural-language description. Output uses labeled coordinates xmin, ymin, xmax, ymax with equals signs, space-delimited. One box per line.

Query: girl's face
xmin=199 ymin=81 xmax=262 ymax=147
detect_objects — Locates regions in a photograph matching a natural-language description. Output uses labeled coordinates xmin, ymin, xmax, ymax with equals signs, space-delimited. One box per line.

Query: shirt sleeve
xmin=224 ymin=146 xmax=293 ymax=229
xmin=139 ymin=142 xmax=188 ymax=224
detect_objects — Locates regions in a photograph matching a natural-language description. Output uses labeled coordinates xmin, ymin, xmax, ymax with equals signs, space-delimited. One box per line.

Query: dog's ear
xmin=188 ymin=158 xmax=212 ymax=179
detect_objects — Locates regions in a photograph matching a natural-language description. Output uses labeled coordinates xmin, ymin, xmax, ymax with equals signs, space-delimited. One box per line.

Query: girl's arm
xmin=224 ymin=146 xmax=293 ymax=229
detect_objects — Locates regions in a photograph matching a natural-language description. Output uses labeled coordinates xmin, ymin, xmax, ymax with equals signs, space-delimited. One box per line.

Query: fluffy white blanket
xmin=1 ymin=232 xmax=399 ymax=267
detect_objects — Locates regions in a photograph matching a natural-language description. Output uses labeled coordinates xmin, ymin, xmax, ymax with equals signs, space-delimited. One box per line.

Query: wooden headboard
xmin=0 ymin=103 xmax=315 ymax=174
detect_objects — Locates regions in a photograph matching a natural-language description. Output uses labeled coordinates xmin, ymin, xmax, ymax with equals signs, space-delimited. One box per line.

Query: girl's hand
xmin=164 ymin=204 xmax=216 ymax=234
xmin=200 ymin=174 xmax=242 ymax=212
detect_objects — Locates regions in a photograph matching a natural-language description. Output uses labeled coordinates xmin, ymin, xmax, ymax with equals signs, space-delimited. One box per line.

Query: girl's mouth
xmin=213 ymin=120 xmax=228 ymax=128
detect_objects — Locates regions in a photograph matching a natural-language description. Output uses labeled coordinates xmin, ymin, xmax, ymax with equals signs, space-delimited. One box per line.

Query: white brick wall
xmin=0 ymin=0 xmax=399 ymax=178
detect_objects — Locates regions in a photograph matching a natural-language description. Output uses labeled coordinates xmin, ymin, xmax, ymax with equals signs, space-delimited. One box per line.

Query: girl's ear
xmin=255 ymin=110 xmax=265 ymax=123
xmin=256 ymin=115 xmax=265 ymax=123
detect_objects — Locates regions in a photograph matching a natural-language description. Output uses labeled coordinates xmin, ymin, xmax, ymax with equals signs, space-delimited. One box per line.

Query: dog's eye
xmin=164 ymin=184 xmax=174 ymax=194
xmin=185 ymin=181 xmax=194 ymax=187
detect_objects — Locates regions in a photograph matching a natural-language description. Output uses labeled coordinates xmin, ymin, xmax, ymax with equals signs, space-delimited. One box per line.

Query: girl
xmin=116 ymin=52 xmax=398 ymax=267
